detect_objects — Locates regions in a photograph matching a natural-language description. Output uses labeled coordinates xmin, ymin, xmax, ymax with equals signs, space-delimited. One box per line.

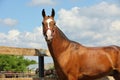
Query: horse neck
xmin=47 ymin=26 xmax=70 ymax=58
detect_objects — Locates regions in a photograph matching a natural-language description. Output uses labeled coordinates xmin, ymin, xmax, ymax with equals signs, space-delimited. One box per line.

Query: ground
xmin=97 ymin=76 xmax=114 ymax=80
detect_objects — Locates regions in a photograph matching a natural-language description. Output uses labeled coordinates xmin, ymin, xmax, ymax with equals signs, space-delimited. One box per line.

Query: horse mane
xmin=55 ymin=25 xmax=69 ymax=40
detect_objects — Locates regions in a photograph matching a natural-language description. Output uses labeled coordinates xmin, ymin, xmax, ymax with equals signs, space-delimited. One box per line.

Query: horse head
xmin=42 ymin=9 xmax=56 ymax=42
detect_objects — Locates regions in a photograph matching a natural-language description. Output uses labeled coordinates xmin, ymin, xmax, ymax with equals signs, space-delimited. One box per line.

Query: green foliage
xmin=0 ymin=55 xmax=37 ymax=72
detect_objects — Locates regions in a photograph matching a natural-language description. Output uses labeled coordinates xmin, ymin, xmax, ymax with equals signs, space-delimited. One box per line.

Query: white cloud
xmin=110 ymin=20 xmax=120 ymax=31
xmin=28 ymin=0 xmax=56 ymax=6
xmin=0 ymin=27 xmax=47 ymax=48
xmin=0 ymin=1 xmax=120 ymax=49
xmin=8 ymin=30 xmax=20 ymax=40
xmin=76 ymin=1 xmax=120 ymax=19
xmin=0 ymin=18 xmax=18 ymax=27
xmin=57 ymin=2 xmax=120 ymax=46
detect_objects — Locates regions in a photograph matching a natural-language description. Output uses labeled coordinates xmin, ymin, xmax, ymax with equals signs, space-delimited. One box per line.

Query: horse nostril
xmin=43 ymin=34 xmax=47 ymax=39
xmin=45 ymin=34 xmax=47 ymax=38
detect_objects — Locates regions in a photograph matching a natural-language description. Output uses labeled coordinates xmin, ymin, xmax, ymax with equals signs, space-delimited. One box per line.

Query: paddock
xmin=0 ymin=46 xmax=50 ymax=80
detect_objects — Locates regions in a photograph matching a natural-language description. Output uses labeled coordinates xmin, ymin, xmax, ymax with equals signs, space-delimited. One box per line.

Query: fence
xmin=0 ymin=46 xmax=50 ymax=80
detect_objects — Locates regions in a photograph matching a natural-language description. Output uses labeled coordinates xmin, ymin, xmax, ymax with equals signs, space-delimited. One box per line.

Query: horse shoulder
xmin=57 ymin=42 xmax=81 ymax=75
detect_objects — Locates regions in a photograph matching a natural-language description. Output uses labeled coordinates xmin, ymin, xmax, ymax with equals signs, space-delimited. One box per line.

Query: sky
xmin=0 ymin=0 xmax=120 ymax=63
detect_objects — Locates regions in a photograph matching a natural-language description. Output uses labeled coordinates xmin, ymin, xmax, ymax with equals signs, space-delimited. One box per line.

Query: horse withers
xmin=42 ymin=9 xmax=120 ymax=80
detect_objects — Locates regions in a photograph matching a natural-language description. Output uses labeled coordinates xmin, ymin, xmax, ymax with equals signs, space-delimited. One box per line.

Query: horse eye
xmin=42 ymin=22 xmax=44 ymax=25
xmin=54 ymin=22 xmax=56 ymax=25
xmin=53 ymin=28 xmax=55 ymax=32
xmin=52 ymin=30 xmax=55 ymax=33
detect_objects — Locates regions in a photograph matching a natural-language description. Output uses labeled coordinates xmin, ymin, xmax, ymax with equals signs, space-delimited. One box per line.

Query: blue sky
xmin=0 ymin=0 xmax=120 ymax=63
xmin=0 ymin=0 xmax=119 ymax=33
xmin=0 ymin=0 xmax=116 ymax=32
xmin=0 ymin=0 xmax=99 ymax=31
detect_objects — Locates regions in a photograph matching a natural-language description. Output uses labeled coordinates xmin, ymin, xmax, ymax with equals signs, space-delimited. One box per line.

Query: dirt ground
xmin=96 ymin=76 xmax=114 ymax=80
xmin=44 ymin=76 xmax=115 ymax=80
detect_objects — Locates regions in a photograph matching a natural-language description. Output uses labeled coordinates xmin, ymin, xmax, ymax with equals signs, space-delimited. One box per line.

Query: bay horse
xmin=42 ymin=9 xmax=120 ymax=80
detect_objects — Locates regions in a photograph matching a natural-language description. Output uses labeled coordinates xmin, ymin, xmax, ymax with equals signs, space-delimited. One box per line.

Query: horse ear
xmin=51 ymin=8 xmax=55 ymax=17
xmin=42 ymin=9 xmax=46 ymax=18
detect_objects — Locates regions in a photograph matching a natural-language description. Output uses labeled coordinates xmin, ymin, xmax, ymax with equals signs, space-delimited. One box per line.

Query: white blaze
xmin=46 ymin=19 xmax=53 ymax=40
xmin=46 ymin=19 xmax=53 ymax=28
xmin=46 ymin=29 xmax=53 ymax=40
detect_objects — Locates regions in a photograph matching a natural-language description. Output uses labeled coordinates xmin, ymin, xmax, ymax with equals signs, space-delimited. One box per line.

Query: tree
xmin=0 ymin=55 xmax=37 ymax=72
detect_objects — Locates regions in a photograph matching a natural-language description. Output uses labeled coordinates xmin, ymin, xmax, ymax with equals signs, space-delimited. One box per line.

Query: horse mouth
xmin=45 ymin=37 xmax=53 ymax=43
xmin=44 ymin=35 xmax=53 ymax=43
